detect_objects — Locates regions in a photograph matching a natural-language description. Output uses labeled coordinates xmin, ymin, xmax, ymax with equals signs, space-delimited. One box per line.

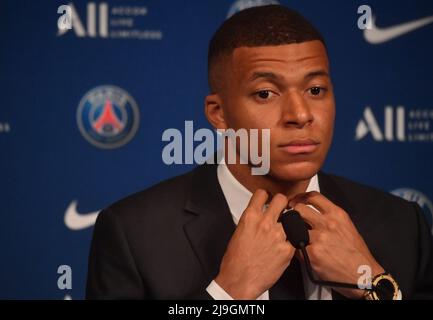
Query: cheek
xmin=314 ymin=103 xmax=335 ymax=136
xmin=320 ymin=111 xmax=334 ymax=131
xmin=224 ymin=98 xmax=276 ymax=130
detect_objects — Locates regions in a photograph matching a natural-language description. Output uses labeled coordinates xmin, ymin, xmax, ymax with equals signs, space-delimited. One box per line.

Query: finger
xmin=294 ymin=203 xmax=324 ymax=229
xmin=291 ymin=191 xmax=335 ymax=215
xmin=281 ymin=240 xmax=296 ymax=258
xmin=288 ymin=192 xmax=308 ymax=207
xmin=308 ymin=229 xmax=335 ymax=246
xmin=265 ymin=193 xmax=289 ymax=223
xmin=275 ymin=222 xmax=288 ymax=242
xmin=308 ymin=229 xmax=320 ymax=243
xmin=247 ymin=189 xmax=269 ymax=212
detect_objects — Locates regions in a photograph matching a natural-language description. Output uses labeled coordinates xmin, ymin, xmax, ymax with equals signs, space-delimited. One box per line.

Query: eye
xmin=254 ymin=90 xmax=276 ymax=100
xmin=308 ymin=86 xmax=326 ymax=96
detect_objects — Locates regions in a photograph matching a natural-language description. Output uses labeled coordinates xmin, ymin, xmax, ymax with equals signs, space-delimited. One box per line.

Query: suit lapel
xmin=318 ymin=171 xmax=358 ymax=218
xmin=183 ymin=164 xmax=236 ymax=282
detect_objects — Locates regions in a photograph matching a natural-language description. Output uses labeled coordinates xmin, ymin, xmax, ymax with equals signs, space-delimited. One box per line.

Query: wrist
xmin=352 ymin=263 xmax=385 ymax=299
xmin=370 ymin=263 xmax=385 ymax=278
xmin=337 ymin=262 xmax=385 ymax=299
xmin=214 ymin=274 xmax=260 ymax=300
xmin=364 ymin=272 xmax=400 ymax=300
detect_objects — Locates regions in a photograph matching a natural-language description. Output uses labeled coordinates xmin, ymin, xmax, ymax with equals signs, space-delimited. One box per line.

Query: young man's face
xmin=218 ymin=40 xmax=335 ymax=181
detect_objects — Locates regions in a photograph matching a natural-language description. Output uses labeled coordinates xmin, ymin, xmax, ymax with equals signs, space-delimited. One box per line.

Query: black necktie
xmin=269 ymin=257 xmax=305 ymax=300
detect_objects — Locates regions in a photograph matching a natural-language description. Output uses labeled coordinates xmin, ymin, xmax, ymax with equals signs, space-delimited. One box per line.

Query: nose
xmin=281 ymin=91 xmax=313 ymax=129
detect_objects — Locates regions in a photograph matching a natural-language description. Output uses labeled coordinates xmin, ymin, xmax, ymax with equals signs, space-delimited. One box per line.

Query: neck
xmin=226 ymin=162 xmax=311 ymax=201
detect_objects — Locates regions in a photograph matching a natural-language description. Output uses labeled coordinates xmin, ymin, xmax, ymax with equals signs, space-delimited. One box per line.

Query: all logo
xmin=58 ymin=2 xmax=109 ymax=38
xmin=77 ymin=85 xmax=140 ymax=149
xmin=355 ymin=106 xmax=405 ymax=141
xmin=57 ymin=2 xmax=162 ymax=40
xmin=355 ymin=106 xmax=433 ymax=142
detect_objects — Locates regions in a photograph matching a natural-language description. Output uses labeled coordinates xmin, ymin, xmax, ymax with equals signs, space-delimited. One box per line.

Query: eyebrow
xmin=248 ymin=70 xmax=329 ymax=83
xmin=249 ymin=72 xmax=283 ymax=82
xmin=304 ymin=70 xmax=329 ymax=80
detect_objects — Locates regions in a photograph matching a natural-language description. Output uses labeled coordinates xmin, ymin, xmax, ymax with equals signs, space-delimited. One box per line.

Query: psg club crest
xmin=77 ymin=85 xmax=140 ymax=149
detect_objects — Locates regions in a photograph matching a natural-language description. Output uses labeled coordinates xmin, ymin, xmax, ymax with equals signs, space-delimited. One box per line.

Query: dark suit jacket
xmin=86 ymin=164 xmax=433 ymax=299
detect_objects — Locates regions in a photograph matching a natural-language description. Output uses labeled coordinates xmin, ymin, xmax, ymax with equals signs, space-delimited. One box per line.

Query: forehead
xmin=230 ymin=41 xmax=329 ymax=78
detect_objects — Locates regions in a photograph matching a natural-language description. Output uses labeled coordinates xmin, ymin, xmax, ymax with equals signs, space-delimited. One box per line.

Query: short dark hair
xmin=208 ymin=5 xmax=326 ymax=92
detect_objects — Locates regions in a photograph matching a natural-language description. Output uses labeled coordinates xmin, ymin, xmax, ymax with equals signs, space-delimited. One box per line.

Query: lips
xmin=278 ymin=139 xmax=320 ymax=154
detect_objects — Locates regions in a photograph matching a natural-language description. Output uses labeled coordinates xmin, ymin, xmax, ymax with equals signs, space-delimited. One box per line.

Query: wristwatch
xmin=364 ymin=273 xmax=400 ymax=300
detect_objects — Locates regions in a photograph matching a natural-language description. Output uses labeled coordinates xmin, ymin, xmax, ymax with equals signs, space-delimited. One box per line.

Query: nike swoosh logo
xmin=64 ymin=200 xmax=100 ymax=230
xmin=364 ymin=15 xmax=433 ymax=44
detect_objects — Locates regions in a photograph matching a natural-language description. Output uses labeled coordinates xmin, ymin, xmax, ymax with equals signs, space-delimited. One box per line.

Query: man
xmin=86 ymin=5 xmax=433 ymax=300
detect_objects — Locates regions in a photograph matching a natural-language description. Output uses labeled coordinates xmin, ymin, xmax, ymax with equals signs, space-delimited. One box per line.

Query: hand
xmin=290 ymin=191 xmax=384 ymax=299
xmin=215 ymin=189 xmax=296 ymax=299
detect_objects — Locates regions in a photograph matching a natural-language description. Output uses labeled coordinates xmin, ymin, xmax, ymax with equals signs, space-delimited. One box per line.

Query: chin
xmin=268 ymin=160 xmax=321 ymax=182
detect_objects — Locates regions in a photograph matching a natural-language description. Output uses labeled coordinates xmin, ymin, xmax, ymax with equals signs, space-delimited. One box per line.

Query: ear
xmin=204 ymin=94 xmax=228 ymax=130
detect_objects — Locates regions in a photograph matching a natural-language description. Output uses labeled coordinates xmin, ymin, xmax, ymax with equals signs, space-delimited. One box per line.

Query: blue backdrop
xmin=1 ymin=0 xmax=432 ymax=299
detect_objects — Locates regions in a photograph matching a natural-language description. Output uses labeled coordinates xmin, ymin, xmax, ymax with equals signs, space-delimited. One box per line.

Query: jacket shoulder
xmin=99 ymin=168 xmax=196 ymax=224
xmin=326 ymin=173 xmax=406 ymax=201
xmin=321 ymin=172 xmax=418 ymax=218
